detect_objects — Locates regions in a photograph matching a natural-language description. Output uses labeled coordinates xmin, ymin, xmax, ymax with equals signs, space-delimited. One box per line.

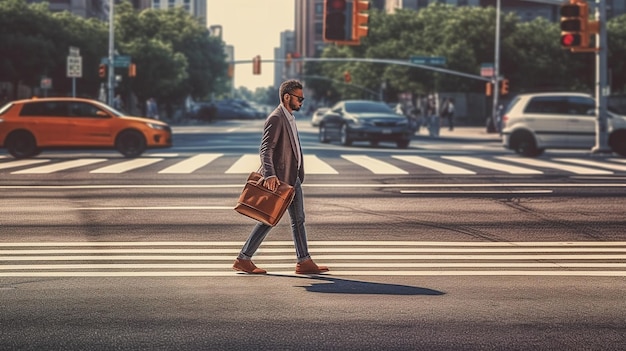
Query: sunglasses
xmin=288 ymin=93 xmax=305 ymax=103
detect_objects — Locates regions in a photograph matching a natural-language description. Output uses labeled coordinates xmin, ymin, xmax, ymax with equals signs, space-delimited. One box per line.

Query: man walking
xmin=233 ymin=80 xmax=329 ymax=275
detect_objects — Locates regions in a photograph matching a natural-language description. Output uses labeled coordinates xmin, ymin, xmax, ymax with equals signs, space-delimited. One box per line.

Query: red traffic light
xmin=329 ymin=0 xmax=346 ymax=10
xmin=561 ymin=33 xmax=582 ymax=47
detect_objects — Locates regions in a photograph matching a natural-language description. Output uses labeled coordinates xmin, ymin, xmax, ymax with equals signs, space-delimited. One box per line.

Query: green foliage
xmin=0 ymin=0 xmax=228 ymax=105
xmin=312 ymin=4 xmax=626 ymax=101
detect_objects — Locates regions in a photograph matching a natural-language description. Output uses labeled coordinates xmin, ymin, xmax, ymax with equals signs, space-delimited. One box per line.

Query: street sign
xmin=480 ymin=63 xmax=494 ymax=77
xmin=67 ymin=56 xmax=82 ymax=78
xmin=409 ymin=56 xmax=446 ymax=66
xmin=69 ymin=46 xmax=80 ymax=57
xmin=100 ymin=55 xmax=131 ymax=68
xmin=40 ymin=77 xmax=52 ymax=89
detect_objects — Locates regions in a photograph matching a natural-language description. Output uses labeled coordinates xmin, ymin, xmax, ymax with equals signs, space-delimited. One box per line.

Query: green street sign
xmin=409 ymin=56 xmax=446 ymax=66
xmin=100 ymin=55 xmax=132 ymax=68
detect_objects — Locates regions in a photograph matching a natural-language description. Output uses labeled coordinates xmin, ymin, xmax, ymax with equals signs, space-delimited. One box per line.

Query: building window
xmin=152 ymin=0 xmax=159 ymax=9
xmin=168 ymin=0 xmax=175 ymax=8
xmin=315 ymin=2 xmax=323 ymax=16
xmin=417 ymin=0 xmax=429 ymax=9
xmin=458 ymin=0 xmax=468 ymax=6
xmin=183 ymin=0 xmax=190 ymax=11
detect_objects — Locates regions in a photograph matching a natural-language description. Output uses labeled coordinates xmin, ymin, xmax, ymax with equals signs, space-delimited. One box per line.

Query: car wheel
xmin=511 ymin=131 xmax=540 ymax=157
xmin=396 ymin=139 xmax=410 ymax=149
xmin=609 ymin=130 xmax=626 ymax=157
xmin=340 ymin=124 xmax=352 ymax=146
xmin=319 ymin=124 xmax=330 ymax=143
xmin=116 ymin=130 xmax=146 ymax=158
xmin=6 ymin=131 xmax=40 ymax=159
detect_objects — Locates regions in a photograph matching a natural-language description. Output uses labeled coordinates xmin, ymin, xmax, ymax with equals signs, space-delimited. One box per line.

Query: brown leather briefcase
xmin=234 ymin=172 xmax=295 ymax=227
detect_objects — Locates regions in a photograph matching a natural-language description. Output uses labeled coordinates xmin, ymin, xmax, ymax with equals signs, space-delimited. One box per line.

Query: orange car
xmin=0 ymin=97 xmax=172 ymax=158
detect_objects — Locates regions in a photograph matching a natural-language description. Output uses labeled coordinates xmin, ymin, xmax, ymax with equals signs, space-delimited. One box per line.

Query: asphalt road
xmin=1 ymin=120 xmax=625 ymax=350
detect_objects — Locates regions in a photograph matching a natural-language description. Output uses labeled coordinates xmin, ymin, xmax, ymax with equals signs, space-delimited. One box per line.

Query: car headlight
xmin=147 ymin=123 xmax=167 ymax=130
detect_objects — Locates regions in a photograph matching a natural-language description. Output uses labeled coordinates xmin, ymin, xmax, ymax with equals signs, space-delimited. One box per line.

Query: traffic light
xmin=98 ymin=64 xmax=106 ymax=78
xmin=560 ymin=1 xmax=588 ymax=49
xmin=286 ymin=53 xmax=292 ymax=69
xmin=500 ymin=79 xmax=509 ymax=95
xmin=485 ymin=82 xmax=492 ymax=96
xmin=324 ymin=0 xmax=350 ymax=42
xmin=128 ymin=63 xmax=136 ymax=77
xmin=352 ymin=0 xmax=369 ymax=41
xmin=344 ymin=71 xmax=351 ymax=83
xmin=252 ymin=55 xmax=261 ymax=75
xmin=227 ymin=63 xmax=234 ymax=78
xmin=559 ymin=0 xmax=598 ymax=51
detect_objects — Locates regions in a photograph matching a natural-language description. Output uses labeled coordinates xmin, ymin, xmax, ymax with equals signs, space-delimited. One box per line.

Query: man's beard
xmin=290 ymin=101 xmax=300 ymax=111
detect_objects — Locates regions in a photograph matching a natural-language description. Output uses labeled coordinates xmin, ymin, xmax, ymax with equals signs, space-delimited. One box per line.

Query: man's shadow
xmin=268 ymin=274 xmax=445 ymax=296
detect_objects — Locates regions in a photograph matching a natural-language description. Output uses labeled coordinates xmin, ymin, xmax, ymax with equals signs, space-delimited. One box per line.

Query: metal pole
xmin=72 ymin=78 xmax=76 ymax=98
xmin=592 ymin=0 xmax=610 ymax=153
xmin=491 ymin=0 xmax=501 ymax=131
xmin=107 ymin=0 xmax=115 ymax=106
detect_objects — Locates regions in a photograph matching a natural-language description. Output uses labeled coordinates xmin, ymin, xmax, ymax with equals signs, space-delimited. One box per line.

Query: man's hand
xmin=263 ymin=177 xmax=280 ymax=192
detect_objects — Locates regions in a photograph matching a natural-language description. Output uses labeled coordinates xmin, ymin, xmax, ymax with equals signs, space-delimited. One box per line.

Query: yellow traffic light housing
xmin=252 ymin=55 xmax=261 ymax=75
xmin=98 ymin=64 xmax=106 ymax=78
xmin=344 ymin=71 xmax=351 ymax=83
xmin=500 ymin=79 xmax=509 ymax=95
xmin=128 ymin=63 xmax=136 ymax=77
xmin=352 ymin=0 xmax=369 ymax=41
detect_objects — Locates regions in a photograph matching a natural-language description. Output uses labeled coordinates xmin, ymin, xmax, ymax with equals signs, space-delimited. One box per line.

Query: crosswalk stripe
xmin=555 ymin=158 xmax=626 ymax=171
xmin=497 ymin=156 xmax=613 ymax=175
xmin=392 ymin=155 xmax=476 ymax=174
xmin=158 ymin=153 xmax=223 ymax=174
xmin=1 ymin=154 xmax=625 ymax=176
xmin=1 ymin=241 xmax=626 ymax=276
xmin=304 ymin=155 xmax=338 ymax=174
xmin=443 ymin=156 xmax=542 ymax=174
xmin=225 ymin=154 xmax=259 ymax=173
xmin=0 ymin=159 xmax=50 ymax=170
xmin=90 ymin=158 xmax=163 ymax=173
xmin=11 ymin=159 xmax=107 ymax=174
xmin=341 ymin=155 xmax=408 ymax=174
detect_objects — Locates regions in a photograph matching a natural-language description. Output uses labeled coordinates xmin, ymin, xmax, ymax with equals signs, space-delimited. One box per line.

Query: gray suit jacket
xmin=257 ymin=105 xmax=304 ymax=186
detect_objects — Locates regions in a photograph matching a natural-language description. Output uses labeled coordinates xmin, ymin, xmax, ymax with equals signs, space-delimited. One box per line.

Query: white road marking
xmin=11 ymin=159 xmax=107 ymax=174
xmin=304 ymin=155 xmax=338 ymax=174
xmin=2 ymin=241 xmax=626 ymax=276
xmin=497 ymin=156 xmax=613 ymax=175
xmin=443 ymin=156 xmax=543 ymax=174
xmin=392 ymin=155 xmax=475 ymax=174
xmin=225 ymin=154 xmax=259 ymax=173
xmin=0 ymin=159 xmax=50 ymax=170
xmin=554 ymin=158 xmax=626 ymax=172
xmin=158 ymin=153 xmax=223 ymax=173
xmin=90 ymin=158 xmax=163 ymax=173
xmin=341 ymin=155 xmax=408 ymax=174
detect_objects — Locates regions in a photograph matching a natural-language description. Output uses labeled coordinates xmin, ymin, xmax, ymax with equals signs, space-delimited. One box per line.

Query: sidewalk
xmin=413 ymin=126 xmax=502 ymax=143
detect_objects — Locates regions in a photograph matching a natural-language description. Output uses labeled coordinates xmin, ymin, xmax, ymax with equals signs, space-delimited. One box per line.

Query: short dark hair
xmin=279 ymin=80 xmax=303 ymax=101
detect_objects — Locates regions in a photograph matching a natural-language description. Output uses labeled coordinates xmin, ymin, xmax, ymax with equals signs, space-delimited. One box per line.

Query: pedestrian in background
xmin=113 ymin=94 xmax=124 ymax=111
xmin=427 ymin=95 xmax=440 ymax=137
xmin=441 ymin=97 xmax=455 ymax=131
xmin=146 ymin=97 xmax=159 ymax=119
xmin=232 ymin=79 xmax=329 ymax=275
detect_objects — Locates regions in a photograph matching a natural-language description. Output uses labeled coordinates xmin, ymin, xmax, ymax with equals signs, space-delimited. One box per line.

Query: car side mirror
xmin=96 ymin=110 xmax=110 ymax=118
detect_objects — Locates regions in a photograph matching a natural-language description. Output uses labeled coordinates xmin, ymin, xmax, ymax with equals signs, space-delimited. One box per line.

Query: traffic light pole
xmin=592 ymin=0 xmax=610 ymax=153
xmin=107 ymin=0 xmax=115 ymax=106
xmin=491 ymin=0 xmax=502 ymax=131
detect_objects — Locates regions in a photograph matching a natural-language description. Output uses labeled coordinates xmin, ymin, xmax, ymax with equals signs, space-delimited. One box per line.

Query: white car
xmin=501 ymin=92 xmax=626 ymax=157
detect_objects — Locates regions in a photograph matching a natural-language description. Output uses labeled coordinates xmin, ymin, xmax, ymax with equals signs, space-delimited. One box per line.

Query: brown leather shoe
xmin=295 ymin=258 xmax=329 ymax=274
xmin=233 ymin=258 xmax=267 ymax=274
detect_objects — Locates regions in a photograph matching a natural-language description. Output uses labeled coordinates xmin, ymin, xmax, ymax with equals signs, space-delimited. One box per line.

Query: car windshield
xmin=344 ymin=101 xmax=394 ymax=114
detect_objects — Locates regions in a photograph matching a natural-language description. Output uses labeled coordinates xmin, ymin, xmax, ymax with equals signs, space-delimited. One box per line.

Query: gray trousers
xmin=238 ymin=178 xmax=310 ymax=262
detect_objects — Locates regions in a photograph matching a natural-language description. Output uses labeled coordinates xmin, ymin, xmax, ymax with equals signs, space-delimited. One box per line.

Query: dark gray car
xmin=318 ymin=100 xmax=413 ymax=148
